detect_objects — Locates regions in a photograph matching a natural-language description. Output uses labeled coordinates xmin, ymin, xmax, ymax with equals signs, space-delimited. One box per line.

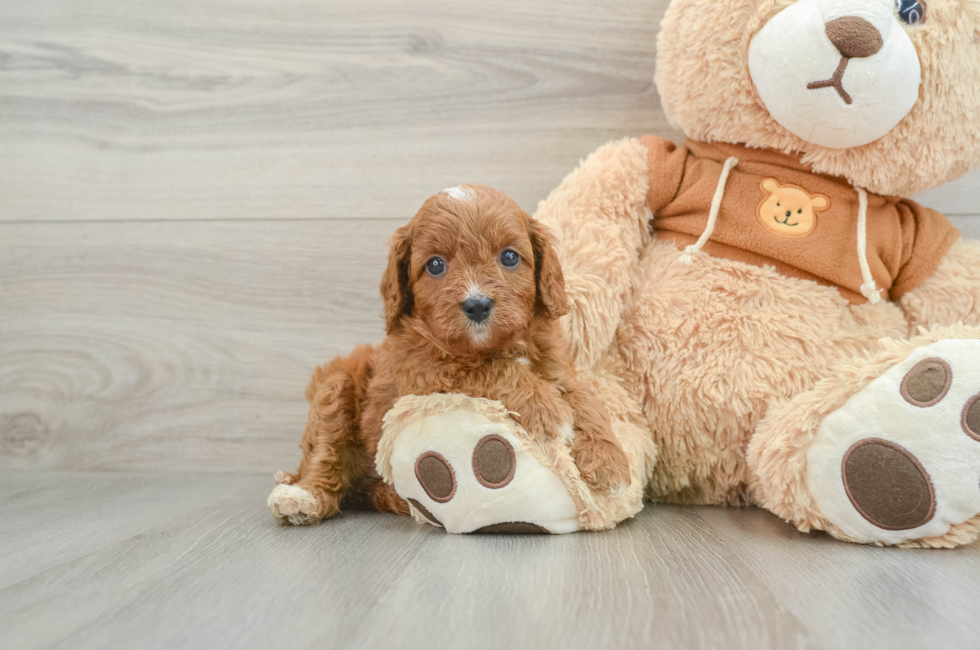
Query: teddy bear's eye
xmin=896 ymin=0 xmax=926 ymax=25
xmin=798 ymin=209 xmax=803 ymax=214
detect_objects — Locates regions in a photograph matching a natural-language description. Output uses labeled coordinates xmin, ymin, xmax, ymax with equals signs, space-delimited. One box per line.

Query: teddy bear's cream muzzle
xmin=748 ymin=0 xmax=921 ymax=149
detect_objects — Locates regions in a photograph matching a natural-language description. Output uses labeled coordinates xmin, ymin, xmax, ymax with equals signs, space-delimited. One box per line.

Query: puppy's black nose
xmin=461 ymin=295 xmax=494 ymax=324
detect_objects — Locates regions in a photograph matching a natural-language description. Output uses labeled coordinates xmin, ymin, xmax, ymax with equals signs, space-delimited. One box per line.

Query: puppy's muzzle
xmin=461 ymin=295 xmax=494 ymax=324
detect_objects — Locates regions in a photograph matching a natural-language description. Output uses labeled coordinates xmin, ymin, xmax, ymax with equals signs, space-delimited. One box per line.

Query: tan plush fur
xmin=534 ymin=139 xmax=910 ymax=506
xmin=524 ymin=0 xmax=980 ymax=546
xmin=900 ymin=239 xmax=980 ymax=328
xmin=270 ymin=185 xmax=629 ymax=525
xmin=656 ymin=0 xmax=980 ymax=197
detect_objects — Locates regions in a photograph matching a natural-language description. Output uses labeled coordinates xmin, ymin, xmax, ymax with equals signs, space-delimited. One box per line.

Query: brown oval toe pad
xmin=900 ymin=358 xmax=952 ymax=407
xmin=472 ymin=434 xmax=516 ymax=489
xmin=963 ymin=394 xmax=980 ymax=441
xmin=415 ymin=452 xmax=456 ymax=503
xmin=471 ymin=522 xmax=550 ymax=534
xmin=842 ymin=438 xmax=936 ymax=531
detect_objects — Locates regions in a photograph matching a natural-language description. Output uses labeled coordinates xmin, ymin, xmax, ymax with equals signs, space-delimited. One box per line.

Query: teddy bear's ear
xmin=762 ymin=178 xmax=780 ymax=194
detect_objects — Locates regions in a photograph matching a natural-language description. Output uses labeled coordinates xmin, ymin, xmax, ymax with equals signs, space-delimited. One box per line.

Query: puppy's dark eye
xmin=426 ymin=257 xmax=446 ymax=276
xmin=896 ymin=0 xmax=925 ymax=25
xmin=500 ymin=249 xmax=520 ymax=268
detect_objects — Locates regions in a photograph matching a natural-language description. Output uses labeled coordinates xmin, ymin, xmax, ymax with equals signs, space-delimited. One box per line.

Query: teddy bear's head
xmin=655 ymin=0 xmax=980 ymax=196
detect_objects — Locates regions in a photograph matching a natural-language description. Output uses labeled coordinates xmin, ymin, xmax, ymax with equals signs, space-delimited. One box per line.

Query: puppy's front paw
xmin=267 ymin=484 xmax=325 ymax=526
xmin=571 ymin=434 xmax=631 ymax=497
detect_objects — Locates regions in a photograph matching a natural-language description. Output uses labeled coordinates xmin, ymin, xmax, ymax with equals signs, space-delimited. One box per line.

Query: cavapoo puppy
xmin=269 ymin=184 xmax=630 ymax=525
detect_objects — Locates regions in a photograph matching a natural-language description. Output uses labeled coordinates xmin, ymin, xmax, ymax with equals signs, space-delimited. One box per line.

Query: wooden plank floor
xmin=2 ymin=1 xmax=980 ymax=648
xmin=2 ymin=471 xmax=980 ymax=650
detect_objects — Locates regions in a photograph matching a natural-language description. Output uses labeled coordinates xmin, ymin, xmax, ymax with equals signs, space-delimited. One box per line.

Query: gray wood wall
xmin=2 ymin=0 xmax=977 ymax=475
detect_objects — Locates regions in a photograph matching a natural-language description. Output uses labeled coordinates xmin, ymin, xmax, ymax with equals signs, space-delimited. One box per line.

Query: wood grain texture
xmin=0 ymin=219 xmax=394 ymax=474
xmin=3 ymin=0 xmax=973 ymax=224
xmin=947 ymin=216 xmax=980 ymax=239
xmin=0 ymin=0 xmax=671 ymax=223
xmin=913 ymin=174 xmax=980 ymax=218
xmin=3 ymin=471 xmax=980 ymax=650
xmin=0 ymin=471 xmax=258 ymax=590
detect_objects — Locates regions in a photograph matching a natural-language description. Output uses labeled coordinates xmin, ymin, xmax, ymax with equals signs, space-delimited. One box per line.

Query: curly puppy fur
xmin=270 ymin=185 xmax=629 ymax=525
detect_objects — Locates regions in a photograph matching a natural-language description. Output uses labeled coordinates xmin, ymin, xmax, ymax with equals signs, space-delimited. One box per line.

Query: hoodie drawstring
xmin=679 ymin=157 xmax=739 ymax=265
xmin=855 ymin=187 xmax=883 ymax=305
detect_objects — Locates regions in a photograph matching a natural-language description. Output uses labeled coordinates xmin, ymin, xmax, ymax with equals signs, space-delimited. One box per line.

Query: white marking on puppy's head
xmin=441 ymin=186 xmax=475 ymax=202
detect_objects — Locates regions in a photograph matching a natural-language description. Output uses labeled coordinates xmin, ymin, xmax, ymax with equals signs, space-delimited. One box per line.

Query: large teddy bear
xmin=276 ymin=0 xmax=980 ymax=547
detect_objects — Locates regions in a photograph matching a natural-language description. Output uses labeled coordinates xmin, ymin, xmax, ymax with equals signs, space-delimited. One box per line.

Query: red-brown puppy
xmin=271 ymin=184 xmax=630 ymax=524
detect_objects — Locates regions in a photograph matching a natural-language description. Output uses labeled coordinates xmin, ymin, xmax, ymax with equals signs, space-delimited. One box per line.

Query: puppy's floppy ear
xmin=380 ymin=224 xmax=414 ymax=334
xmin=528 ymin=217 xmax=569 ymax=319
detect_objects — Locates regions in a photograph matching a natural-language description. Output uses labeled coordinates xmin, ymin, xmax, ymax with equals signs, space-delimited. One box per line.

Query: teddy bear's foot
xmin=800 ymin=337 xmax=980 ymax=546
xmin=388 ymin=419 xmax=582 ymax=535
xmin=750 ymin=329 xmax=980 ymax=547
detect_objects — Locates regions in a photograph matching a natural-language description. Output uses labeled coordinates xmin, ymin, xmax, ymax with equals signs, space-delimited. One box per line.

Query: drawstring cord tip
xmin=860 ymin=281 xmax=883 ymax=305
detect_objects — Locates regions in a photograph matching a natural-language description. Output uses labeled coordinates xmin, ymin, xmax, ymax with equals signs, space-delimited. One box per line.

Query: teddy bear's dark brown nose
xmin=825 ymin=16 xmax=884 ymax=59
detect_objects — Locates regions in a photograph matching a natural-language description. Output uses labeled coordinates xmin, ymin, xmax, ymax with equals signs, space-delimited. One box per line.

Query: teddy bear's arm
xmin=900 ymin=238 xmax=980 ymax=329
xmin=533 ymin=138 xmax=672 ymax=370
xmin=522 ymin=318 xmax=630 ymax=494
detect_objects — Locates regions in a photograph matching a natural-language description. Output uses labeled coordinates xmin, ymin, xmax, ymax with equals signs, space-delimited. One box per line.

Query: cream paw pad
xmin=376 ymin=393 xmax=593 ymax=534
xmin=808 ymin=339 xmax=980 ymax=546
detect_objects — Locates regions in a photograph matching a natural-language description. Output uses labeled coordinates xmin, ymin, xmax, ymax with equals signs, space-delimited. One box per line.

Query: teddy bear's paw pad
xmin=267 ymin=484 xmax=321 ymax=526
xmin=808 ymin=339 xmax=980 ymax=545
xmin=470 ymin=522 xmax=550 ymax=534
xmin=387 ymin=407 xmax=580 ymax=534
xmin=900 ymin=358 xmax=952 ymax=407
xmin=472 ymin=434 xmax=516 ymax=488
xmin=964 ymin=395 xmax=980 ymax=441
xmin=841 ymin=438 xmax=935 ymax=530
xmin=415 ymin=452 xmax=457 ymax=502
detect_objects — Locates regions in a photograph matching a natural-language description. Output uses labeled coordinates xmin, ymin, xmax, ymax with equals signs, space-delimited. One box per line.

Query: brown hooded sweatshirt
xmin=642 ymin=136 xmax=960 ymax=304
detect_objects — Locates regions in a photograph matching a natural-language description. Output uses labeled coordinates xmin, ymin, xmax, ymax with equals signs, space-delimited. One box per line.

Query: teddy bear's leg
xmin=899 ymin=239 xmax=980 ymax=328
xmin=533 ymin=137 xmax=652 ymax=369
xmin=748 ymin=326 xmax=980 ymax=547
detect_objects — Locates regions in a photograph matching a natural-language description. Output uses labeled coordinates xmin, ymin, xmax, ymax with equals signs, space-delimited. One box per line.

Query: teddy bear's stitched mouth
xmin=806 ymin=56 xmax=853 ymax=105
xmin=774 ymin=216 xmax=800 ymax=227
